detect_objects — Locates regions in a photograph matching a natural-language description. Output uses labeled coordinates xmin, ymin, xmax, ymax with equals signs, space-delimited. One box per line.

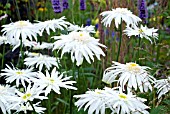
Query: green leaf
xmin=56 ymin=98 xmax=69 ymax=106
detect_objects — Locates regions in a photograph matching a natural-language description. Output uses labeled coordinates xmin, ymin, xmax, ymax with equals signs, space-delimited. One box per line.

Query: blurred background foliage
xmin=0 ymin=0 xmax=170 ymax=114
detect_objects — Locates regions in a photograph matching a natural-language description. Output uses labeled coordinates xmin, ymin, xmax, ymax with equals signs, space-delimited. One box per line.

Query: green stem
xmin=28 ymin=100 xmax=36 ymax=113
xmin=137 ymin=37 xmax=141 ymax=63
xmin=116 ymin=20 xmax=122 ymax=62
xmin=13 ymin=0 xmax=21 ymax=20
xmin=70 ymin=63 xmax=75 ymax=114
xmin=17 ymin=39 xmax=24 ymax=68
xmin=48 ymin=93 xmax=52 ymax=114
xmin=1 ymin=44 xmax=5 ymax=69
xmin=156 ymin=30 xmax=161 ymax=63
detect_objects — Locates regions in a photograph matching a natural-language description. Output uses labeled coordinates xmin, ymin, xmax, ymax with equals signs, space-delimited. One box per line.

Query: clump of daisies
xmin=74 ymin=87 xmax=150 ymax=114
xmin=102 ymin=61 xmax=156 ymax=92
xmin=52 ymin=31 xmax=106 ymax=66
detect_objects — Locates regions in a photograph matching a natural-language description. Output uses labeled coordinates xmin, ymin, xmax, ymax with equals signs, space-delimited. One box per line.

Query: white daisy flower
xmin=14 ymin=84 xmax=47 ymax=103
xmin=102 ymin=61 xmax=156 ymax=92
xmin=123 ymin=25 xmax=158 ymax=43
xmin=104 ymin=87 xmax=149 ymax=114
xmin=32 ymin=67 xmax=77 ymax=96
xmin=74 ymin=88 xmax=109 ymax=114
xmin=8 ymin=38 xmax=37 ymax=51
xmin=24 ymin=54 xmax=60 ymax=71
xmin=100 ymin=8 xmax=141 ymax=28
xmin=35 ymin=16 xmax=70 ymax=35
xmin=53 ymin=31 xmax=106 ymax=66
xmin=68 ymin=24 xmax=96 ymax=33
xmin=32 ymin=42 xmax=54 ymax=50
xmin=12 ymin=102 xmax=46 ymax=114
xmin=154 ymin=77 xmax=170 ymax=99
xmin=1 ymin=20 xmax=39 ymax=41
xmin=1 ymin=64 xmax=37 ymax=88
xmin=0 ymin=85 xmax=16 ymax=114
xmin=0 ymin=35 xmax=9 ymax=45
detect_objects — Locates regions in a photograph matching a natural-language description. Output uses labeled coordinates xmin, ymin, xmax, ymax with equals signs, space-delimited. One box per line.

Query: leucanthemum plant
xmin=1 ymin=20 xmax=39 ymax=41
xmin=102 ymin=61 xmax=156 ymax=92
xmin=74 ymin=88 xmax=108 ymax=114
xmin=53 ymin=31 xmax=106 ymax=66
xmin=154 ymin=76 xmax=170 ymax=99
xmin=74 ymin=87 xmax=150 ymax=114
xmin=35 ymin=16 xmax=70 ymax=35
xmin=24 ymin=54 xmax=60 ymax=71
xmin=11 ymin=102 xmax=46 ymax=114
xmin=32 ymin=67 xmax=77 ymax=96
xmin=100 ymin=8 xmax=141 ymax=28
xmin=1 ymin=64 xmax=37 ymax=88
xmin=0 ymin=85 xmax=16 ymax=114
xmin=123 ymin=25 xmax=158 ymax=43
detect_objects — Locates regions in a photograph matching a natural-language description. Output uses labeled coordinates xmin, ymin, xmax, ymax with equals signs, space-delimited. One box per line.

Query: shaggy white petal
xmin=32 ymin=67 xmax=77 ymax=96
xmin=100 ymin=8 xmax=141 ymax=28
xmin=124 ymin=25 xmax=158 ymax=43
xmin=102 ymin=61 xmax=155 ymax=92
xmin=24 ymin=54 xmax=60 ymax=71
xmin=53 ymin=31 xmax=106 ymax=66
xmin=154 ymin=77 xmax=170 ymax=99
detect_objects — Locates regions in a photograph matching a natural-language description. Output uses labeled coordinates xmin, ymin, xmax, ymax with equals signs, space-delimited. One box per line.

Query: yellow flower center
xmin=50 ymin=79 xmax=55 ymax=83
xmin=95 ymin=89 xmax=103 ymax=94
xmin=118 ymin=93 xmax=127 ymax=100
xmin=17 ymin=21 xmax=28 ymax=28
xmin=32 ymin=52 xmax=39 ymax=56
xmin=73 ymin=32 xmax=90 ymax=43
xmin=22 ymin=93 xmax=32 ymax=100
xmin=79 ymin=33 xmax=83 ymax=37
xmin=16 ymin=71 xmax=23 ymax=75
xmin=47 ymin=78 xmax=55 ymax=84
xmin=138 ymin=29 xmax=143 ymax=34
xmin=126 ymin=63 xmax=141 ymax=73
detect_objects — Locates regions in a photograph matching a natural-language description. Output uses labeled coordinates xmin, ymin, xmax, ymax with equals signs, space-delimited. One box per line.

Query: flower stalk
xmin=116 ymin=19 xmax=122 ymax=62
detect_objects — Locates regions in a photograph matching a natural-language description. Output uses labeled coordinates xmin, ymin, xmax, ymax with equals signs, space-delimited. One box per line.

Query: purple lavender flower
xmin=51 ymin=0 xmax=63 ymax=13
xmin=63 ymin=0 xmax=69 ymax=10
xmin=138 ymin=0 xmax=148 ymax=23
xmin=80 ymin=0 xmax=86 ymax=10
xmin=86 ymin=18 xmax=91 ymax=26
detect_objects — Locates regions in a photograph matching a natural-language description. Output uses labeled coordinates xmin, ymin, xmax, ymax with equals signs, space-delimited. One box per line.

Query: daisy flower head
xmin=154 ymin=76 xmax=170 ymax=99
xmin=12 ymin=102 xmax=46 ymax=114
xmin=68 ymin=24 xmax=96 ymax=33
xmin=24 ymin=54 xmax=60 ymax=71
xmin=102 ymin=61 xmax=156 ymax=92
xmin=124 ymin=25 xmax=158 ymax=43
xmin=1 ymin=64 xmax=37 ymax=88
xmin=100 ymin=8 xmax=141 ymax=28
xmin=35 ymin=16 xmax=70 ymax=35
xmin=6 ymin=37 xmax=37 ymax=51
xmin=1 ymin=20 xmax=39 ymax=41
xmin=53 ymin=31 xmax=106 ymax=66
xmin=104 ymin=87 xmax=149 ymax=114
xmin=32 ymin=67 xmax=77 ymax=96
xmin=74 ymin=88 xmax=109 ymax=114
xmin=14 ymin=84 xmax=47 ymax=103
